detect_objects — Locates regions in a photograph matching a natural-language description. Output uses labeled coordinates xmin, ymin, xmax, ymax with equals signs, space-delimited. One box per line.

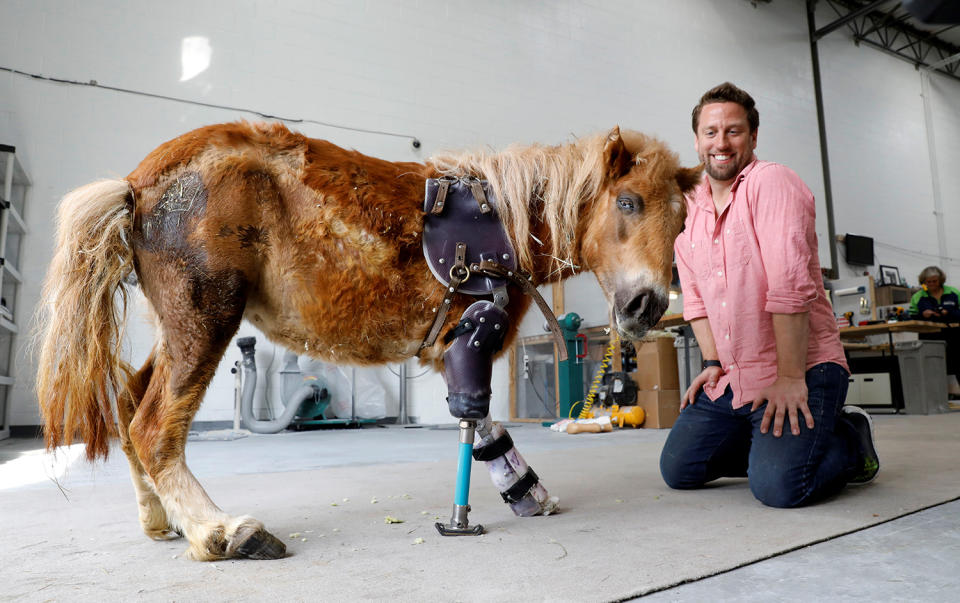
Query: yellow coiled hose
xmin=573 ymin=336 xmax=619 ymax=419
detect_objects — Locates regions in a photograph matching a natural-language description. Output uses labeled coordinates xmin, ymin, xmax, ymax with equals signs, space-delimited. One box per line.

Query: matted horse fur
xmin=36 ymin=121 xmax=699 ymax=560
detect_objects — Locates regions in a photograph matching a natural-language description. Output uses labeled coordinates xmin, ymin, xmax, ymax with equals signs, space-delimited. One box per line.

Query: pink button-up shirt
xmin=674 ymin=159 xmax=848 ymax=408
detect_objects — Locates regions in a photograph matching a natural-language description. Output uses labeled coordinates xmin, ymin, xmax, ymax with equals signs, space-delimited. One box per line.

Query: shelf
xmin=0 ymin=144 xmax=27 ymax=437
xmin=0 ymin=316 xmax=17 ymax=333
xmin=0 ymin=145 xmax=31 ymax=187
xmin=3 ymin=262 xmax=21 ymax=284
xmin=3 ymin=205 xmax=26 ymax=234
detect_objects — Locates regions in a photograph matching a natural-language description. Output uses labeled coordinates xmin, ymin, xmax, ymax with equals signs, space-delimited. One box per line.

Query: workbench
xmin=838 ymin=321 xmax=944 ymax=413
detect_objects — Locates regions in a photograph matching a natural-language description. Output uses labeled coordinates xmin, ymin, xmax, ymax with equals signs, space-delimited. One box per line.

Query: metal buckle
xmin=449 ymin=264 xmax=471 ymax=284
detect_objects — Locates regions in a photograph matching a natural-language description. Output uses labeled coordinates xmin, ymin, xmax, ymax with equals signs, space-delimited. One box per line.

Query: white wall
xmin=2 ymin=0 xmax=958 ymax=428
xmin=818 ymin=28 xmax=960 ymax=285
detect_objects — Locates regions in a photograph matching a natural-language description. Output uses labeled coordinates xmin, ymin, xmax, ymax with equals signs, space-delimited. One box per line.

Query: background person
xmin=659 ymin=82 xmax=879 ymax=508
xmin=910 ymin=265 xmax=960 ymax=396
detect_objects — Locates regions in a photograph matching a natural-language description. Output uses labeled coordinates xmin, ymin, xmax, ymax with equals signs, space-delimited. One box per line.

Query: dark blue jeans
xmin=659 ymin=362 xmax=858 ymax=508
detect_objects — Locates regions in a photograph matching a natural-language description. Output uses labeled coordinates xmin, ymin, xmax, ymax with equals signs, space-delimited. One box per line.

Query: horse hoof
xmin=230 ymin=525 xmax=287 ymax=560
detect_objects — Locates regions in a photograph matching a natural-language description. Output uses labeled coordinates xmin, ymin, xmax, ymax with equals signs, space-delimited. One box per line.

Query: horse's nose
xmin=620 ymin=289 xmax=668 ymax=326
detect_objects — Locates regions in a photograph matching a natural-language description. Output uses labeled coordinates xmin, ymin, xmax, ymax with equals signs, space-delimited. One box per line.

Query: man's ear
xmin=603 ymin=126 xmax=632 ymax=179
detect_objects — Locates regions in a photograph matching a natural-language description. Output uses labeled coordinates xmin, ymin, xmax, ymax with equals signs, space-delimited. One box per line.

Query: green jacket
xmin=909 ymin=285 xmax=960 ymax=320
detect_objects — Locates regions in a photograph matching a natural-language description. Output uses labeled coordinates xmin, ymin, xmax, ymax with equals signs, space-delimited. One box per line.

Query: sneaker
xmin=842 ymin=405 xmax=880 ymax=484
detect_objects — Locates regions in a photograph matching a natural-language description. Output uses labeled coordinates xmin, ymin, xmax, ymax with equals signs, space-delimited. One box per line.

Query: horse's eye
xmin=617 ymin=194 xmax=643 ymax=213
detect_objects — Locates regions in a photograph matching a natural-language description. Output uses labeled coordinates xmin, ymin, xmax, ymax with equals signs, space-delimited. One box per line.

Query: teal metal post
xmin=557 ymin=313 xmax=584 ymax=419
xmin=435 ymin=419 xmax=484 ymax=536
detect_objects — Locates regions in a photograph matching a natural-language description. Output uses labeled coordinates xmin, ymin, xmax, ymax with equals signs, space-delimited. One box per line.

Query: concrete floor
xmin=2 ymin=414 xmax=960 ymax=601
xmin=640 ymin=498 xmax=960 ymax=601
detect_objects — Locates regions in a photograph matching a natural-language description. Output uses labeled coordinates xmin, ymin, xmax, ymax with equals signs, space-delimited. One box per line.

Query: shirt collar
xmin=691 ymin=157 xmax=760 ymax=212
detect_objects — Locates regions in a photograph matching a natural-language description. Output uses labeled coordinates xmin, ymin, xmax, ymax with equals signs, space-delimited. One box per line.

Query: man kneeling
xmin=659 ymin=82 xmax=878 ymax=508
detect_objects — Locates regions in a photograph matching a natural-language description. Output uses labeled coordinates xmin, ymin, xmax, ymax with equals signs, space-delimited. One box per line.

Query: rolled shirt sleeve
xmin=747 ymin=165 xmax=820 ymax=315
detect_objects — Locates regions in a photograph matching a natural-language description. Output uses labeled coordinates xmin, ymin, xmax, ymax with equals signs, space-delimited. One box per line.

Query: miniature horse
xmin=36 ymin=121 xmax=699 ymax=560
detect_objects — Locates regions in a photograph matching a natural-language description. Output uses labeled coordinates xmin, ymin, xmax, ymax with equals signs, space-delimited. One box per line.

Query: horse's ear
xmin=603 ymin=126 xmax=632 ymax=179
xmin=676 ymin=165 xmax=703 ymax=193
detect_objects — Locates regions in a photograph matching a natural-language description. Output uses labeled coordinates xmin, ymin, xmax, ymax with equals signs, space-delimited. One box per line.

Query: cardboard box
xmin=637 ymin=389 xmax=681 ymax=429
xmin=631 ymin=337 xmax=680 ymax=391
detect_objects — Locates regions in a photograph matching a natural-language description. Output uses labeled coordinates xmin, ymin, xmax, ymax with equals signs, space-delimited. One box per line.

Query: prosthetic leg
xmin=436 ymin=300 xmax=558 ymax=537
xmin=436 ymin=418 xmax=485 ymax=536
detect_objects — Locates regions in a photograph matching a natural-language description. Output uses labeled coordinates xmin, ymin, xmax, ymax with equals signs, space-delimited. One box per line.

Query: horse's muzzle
xmin=614 ymin=288 xmax=668 ymax=339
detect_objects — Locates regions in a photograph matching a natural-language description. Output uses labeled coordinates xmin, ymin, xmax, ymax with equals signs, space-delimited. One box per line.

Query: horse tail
xmin=36 ymin=178 xmax=136 ymax=461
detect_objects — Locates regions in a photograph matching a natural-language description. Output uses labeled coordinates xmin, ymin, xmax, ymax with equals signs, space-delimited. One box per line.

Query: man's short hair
xmin=692 ymin=82 xmax=760 ymax=134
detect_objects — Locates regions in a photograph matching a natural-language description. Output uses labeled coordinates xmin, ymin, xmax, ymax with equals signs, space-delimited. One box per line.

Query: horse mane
xmin=428 ymin=130 xmax=669 ymax=278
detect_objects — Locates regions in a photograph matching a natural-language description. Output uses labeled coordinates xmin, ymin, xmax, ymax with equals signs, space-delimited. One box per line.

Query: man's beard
xmin=703 ymin=155 xmax=745 ymax=182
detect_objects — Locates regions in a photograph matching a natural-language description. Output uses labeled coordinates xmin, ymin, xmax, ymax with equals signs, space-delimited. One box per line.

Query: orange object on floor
xmin=610 ymin=404 xmax=646 ymax=428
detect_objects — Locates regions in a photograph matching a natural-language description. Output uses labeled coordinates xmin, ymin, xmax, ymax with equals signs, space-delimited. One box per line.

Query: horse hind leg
xmin=116 ymin=350 xmax=179 ymax=540
xmin=128 ymin=266 xmax=285 ymax=561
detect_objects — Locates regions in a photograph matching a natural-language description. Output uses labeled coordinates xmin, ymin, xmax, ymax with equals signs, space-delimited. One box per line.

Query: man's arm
xmin=681 ymin=317 xmax=724 ymax=409
xmin=750 ymin=312 xmax=812 ymax=436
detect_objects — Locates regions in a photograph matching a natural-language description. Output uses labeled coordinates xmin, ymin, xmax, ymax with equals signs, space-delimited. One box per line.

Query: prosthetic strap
xmin=501 ymin=468 xmax=539 ymax=504
xmin=472 ymin=431 xmax=514 ymax=462
xmin=470 ymin=259 xmax=567 ymax=361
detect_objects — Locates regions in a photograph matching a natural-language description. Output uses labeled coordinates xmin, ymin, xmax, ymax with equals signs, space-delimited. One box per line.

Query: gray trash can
xmin=674 ymin=333 xmax=703 ymax=394
xmin=895 ymin=340 xmax=949 ymax=414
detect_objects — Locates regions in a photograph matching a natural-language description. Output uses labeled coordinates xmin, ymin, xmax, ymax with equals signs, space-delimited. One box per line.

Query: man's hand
xmin=750 ymin=376 xmax=811 ymax=437
xmin=681 ymin=366 xmax=724 ymax=409
xmin=923 ymin=309 xmax=937 ymax=318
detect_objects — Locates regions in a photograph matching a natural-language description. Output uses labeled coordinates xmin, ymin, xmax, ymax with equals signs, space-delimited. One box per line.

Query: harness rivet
xmin=502 ymin=254 xmax=509 ymax=260
xmin=439 ymin=258 xmax=445 ymax=264
xmin=464 ymin=322 xmax=471 ymax=329
xmin=449 ymin=286 xmax=455 ymax=292
xmin=473 ymin=341 xmax=481 ymax=347
xmin=494 ymin=324 xmax=501 ymax=330
xmin=479 ymin=317 xmax=486 ymax=323
xmin=508 ymin=271 xmax=513 ymax=276
xmin=481 ymin=204 xmax=489 ymax=211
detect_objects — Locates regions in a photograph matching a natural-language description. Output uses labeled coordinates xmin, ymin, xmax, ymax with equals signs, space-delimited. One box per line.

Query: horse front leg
xmin=474 ymin=419 xmax=559 ymax=516
xmin=442 ymin=300 xmax=559 ymax=520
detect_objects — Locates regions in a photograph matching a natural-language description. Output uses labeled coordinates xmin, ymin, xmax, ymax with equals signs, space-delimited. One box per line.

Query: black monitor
xmin=844 ymin=234 xmax=874 ymax=266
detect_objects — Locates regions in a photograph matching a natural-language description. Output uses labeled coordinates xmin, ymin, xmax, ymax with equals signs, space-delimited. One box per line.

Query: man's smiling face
xmin=694 ymin=102 xmax=757 ymax=185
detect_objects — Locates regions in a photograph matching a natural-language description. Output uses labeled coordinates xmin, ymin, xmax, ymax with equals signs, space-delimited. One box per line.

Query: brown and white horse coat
xmin=37 ymin=121 xmax=699 ymax=560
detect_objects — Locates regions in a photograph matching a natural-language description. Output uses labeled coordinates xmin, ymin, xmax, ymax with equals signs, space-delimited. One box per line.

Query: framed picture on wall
xmin=879 ymin=265 xmax=901 ymax=286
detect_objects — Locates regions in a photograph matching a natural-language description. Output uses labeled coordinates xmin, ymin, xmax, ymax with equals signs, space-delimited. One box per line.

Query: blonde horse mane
xmin=428 ymin=130 xmax=665 ymax=277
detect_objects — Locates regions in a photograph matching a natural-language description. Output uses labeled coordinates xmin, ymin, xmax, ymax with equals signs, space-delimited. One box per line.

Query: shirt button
xmin=714 ymin=238 xmax=719 ymax=244
xmin=717 ymin=270 xmax=723 ymax=276
xmin=725 ymin=334 xmax=730 ymax=340
xmin=725 ymin=229 xmax=731 ymax=234
xmin=721 ymin=301 xmax=727 ymax=307
xmin=728 ymin=364 xmax=734 ymax=370
xmin=691 ymin=243 xmax=696 ymax=248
